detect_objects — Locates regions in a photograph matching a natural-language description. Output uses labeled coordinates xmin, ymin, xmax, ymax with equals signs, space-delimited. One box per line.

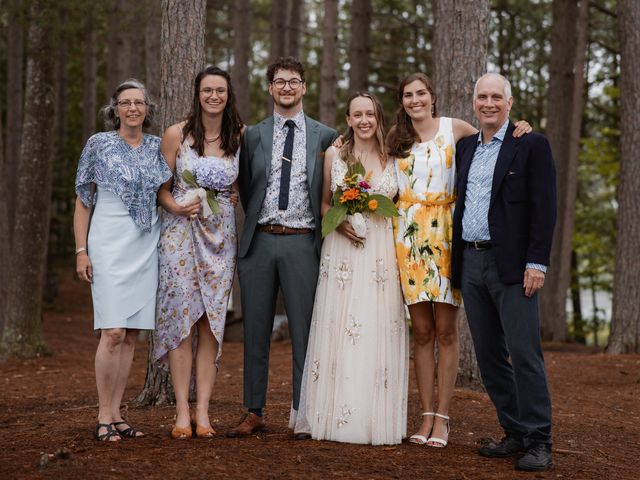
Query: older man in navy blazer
xmin=452 ymin=73 xmax=556 ymax=472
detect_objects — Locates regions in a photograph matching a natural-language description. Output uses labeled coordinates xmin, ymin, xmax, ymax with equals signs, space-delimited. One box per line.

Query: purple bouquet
xmin=182 ymin=159 xmax=232 ymax=216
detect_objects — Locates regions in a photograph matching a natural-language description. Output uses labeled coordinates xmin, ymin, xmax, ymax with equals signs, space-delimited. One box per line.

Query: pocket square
xmin=508 ymin=171 xmax=517 ymax=175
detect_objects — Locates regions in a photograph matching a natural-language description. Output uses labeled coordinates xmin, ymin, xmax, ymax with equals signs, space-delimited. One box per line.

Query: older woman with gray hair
xmin=73 ymin=79 xmax=171 ymax=441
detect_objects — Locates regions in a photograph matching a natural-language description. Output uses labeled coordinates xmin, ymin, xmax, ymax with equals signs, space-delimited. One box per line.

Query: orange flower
xmin=368 ymin=199 xmax=378 ymax=211
xmin=340 ymin=188 xmax=361 ymax=203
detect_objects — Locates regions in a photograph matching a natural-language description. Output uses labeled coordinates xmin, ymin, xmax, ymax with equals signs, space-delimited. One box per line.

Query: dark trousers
xmin=461 ymin=248 xmax=552 ymax=446
xmin=237 ymin=231 xmax=319 ymax=411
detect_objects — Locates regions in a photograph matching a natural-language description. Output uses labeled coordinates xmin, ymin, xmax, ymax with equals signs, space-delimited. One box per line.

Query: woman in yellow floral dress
xmin=388 ymin=72 xmax=529 ymax=447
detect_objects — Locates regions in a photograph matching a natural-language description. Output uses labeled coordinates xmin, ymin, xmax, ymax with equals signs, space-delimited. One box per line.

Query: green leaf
xmin=206 ymin=190 xmax=220 ymax=215
xmin=348 ymin=161 xmax=366 ymax=177
xmin=368 ymin=194 xmax=398 ymax=217
xmin=321 ymin=204 xmax=348 ymax=237
xmin=182 ymin=169 xmax=198 ymax=188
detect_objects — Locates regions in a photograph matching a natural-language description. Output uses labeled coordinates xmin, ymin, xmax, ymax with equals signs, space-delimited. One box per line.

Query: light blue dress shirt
xmin=461 ymin=119 xmax=546 ymax=272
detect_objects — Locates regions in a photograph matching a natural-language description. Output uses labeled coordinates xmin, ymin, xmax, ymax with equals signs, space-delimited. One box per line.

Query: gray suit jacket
xmin=238 ymin=115 xmax=337 ymax=258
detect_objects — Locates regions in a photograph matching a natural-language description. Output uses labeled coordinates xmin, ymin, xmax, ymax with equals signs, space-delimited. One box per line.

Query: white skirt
xmin=88 ymin=188 xmax=160 ymax=330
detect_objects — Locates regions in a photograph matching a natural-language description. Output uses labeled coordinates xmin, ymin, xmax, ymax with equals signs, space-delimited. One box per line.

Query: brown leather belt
xmin=257 ymin=224 xmax=314 ymax=235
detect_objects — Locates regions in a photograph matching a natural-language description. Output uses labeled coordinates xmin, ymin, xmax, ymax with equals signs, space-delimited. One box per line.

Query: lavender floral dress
xmin=153 ymin=140 xmax=239 ymax=368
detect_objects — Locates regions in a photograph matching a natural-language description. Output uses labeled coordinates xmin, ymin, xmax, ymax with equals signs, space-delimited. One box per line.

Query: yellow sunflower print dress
xmin=393 ymin=116 xmax=461 ymax=307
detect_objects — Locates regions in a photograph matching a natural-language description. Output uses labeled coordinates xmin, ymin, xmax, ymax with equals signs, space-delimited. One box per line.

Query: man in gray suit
xmin=228 ymin=57 xmax=337 ymax=438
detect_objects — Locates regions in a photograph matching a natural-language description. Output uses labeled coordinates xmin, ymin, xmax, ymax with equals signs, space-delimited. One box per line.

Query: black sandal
xmin=93 ymin=423 xmax=121 ymax=442
xmin=113 ymin=421 xmax=145 ymax=438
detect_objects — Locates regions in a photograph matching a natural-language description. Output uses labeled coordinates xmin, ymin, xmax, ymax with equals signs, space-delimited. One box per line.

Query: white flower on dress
xmin=345 ymin=314 xmax=362 ymax=345
xmin=311 ymin=360 xmax=320 ymax=382
xmin=319 ymin=253 xmax=330 ymax=280
xmin=372 ymin=258 xmax=388 ymax=289
xmin=334 ymin=258 xmax=353 ymax=289
xmin=337 ymin=405 xmax=354 ymax=428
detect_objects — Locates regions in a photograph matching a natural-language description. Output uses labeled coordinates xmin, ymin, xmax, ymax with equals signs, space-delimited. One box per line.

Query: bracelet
xmin=75 ymin=247 xmax=88 ymax=255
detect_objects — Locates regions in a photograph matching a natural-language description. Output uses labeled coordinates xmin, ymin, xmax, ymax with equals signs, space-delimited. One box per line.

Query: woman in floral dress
xmin=292 ymin=92 xmax=408 ymax=445
xmin=153 ymin=66 xmax=243 ymax=439
xmin=388 ymin=72 xmax=529 ymax=447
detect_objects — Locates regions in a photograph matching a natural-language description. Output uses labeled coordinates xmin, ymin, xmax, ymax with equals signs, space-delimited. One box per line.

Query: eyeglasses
xmin=271 ymin=78 xmax=303 ymax=90
xmin=200 ymin=87 xmax=227 ymax=96
xmin=117 ymin=100 xmax=147 ymax=109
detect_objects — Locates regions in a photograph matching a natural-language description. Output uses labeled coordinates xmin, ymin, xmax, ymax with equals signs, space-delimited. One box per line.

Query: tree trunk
xmin=433 ymin=0 xmax=490 ymax=390
xmin=348 ymin=0 xmax=371 ymax=93
xmin=287 ymin=1 xmax=304 ymax=59
xmin=269 ymin=0 xmax=287 ymax=61
xmin=607 ymin=0 xmax=640 ymax=354
xmin=433 ymin=0 xmax=490 ymax=123
xmin=232 ymin=0 xmax=251 ymax=121
xmin=144 ymin=0 xmax=162 ymax=134
xmin=0 ymin=76 xmax=6 ymax=339
xmin=106 ymin=0 xmax=125 ymax=96
xmin=0 ymin=0 xmax=56 ymax=359
xmin=319 ymin=0 xmax=338 ymax=127
xmin=570 ymin=249 xmax=585 ymax=344
xmin=267 ymin=0 xmax=288 ymax=115
xmin=137 ymin=0 xmax=206 ymax=405
xmin=539 ymin=0 xmax=589 ymax=343
xmin=5 ymin=0 xmax=25 ymax=237
xmin=230 ymin=0 xmax=251 ymax=326
xmin=82 ymin=2 xmax=97 ymax=142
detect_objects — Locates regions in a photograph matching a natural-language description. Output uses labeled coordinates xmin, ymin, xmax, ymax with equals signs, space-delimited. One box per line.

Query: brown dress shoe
xmin=226 ymin=413 xmax=265 ymax=438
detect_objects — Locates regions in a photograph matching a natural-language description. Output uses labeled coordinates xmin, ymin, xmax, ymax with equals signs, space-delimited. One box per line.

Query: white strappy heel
xmin=408 ymin=412 xmax=435 ymax=445
xmin=426 ymin=413 xmax=450 ymax=447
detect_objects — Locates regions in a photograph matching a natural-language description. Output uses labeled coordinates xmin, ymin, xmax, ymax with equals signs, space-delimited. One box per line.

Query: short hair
xmin=266 ymin=56 xmax=306 ymax=83
xmin=102 ymin=79 xmax=156 ymax=130
xmin=473 ymin=73 xmax=512 ymax=100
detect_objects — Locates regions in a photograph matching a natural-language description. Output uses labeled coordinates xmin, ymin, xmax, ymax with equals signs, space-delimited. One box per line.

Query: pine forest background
xmin=1 ymin=0 xmax=639 ymax=364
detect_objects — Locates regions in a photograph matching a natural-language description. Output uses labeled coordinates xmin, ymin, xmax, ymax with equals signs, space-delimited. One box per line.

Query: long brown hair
xmin=339 ymin=91 xmax=388 ymax=167
xmin=386 ymin=72 xmax=437 ymax=158
xmin=182 ymin=66 xmax=243 ymax=157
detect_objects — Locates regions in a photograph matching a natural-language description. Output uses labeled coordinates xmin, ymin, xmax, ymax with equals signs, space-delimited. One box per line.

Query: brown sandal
xmin=170 ymin=424 xmax=193 ymax=439
xmin=191 ymin=413 xmax=215 ymax=438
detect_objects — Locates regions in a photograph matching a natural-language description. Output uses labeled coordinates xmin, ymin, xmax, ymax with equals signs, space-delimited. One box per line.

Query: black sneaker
xmin=516 ymin=443 xmax=554 ymax=471
xmin=478 ymin=436 xmax=525 ymax=458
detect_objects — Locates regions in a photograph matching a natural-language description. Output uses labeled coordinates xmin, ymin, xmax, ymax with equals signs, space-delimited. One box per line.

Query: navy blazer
xmin=451 ymin=122 xmax=557 ymax=287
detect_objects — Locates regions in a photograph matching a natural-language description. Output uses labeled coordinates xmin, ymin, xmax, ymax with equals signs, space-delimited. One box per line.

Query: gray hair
xmin=101 ymin=78 xmax=157 ymax=130
xmin=473 ymin=73 xmax=512 ymax=100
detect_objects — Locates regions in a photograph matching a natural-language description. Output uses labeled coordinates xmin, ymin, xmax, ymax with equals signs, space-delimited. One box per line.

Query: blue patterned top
xmin=75 ymin=131 xmax=172 ymax=232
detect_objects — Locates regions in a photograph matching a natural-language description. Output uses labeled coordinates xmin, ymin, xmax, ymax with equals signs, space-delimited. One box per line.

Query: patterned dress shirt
xmin=257 ymin=110 xmax=315 ymax=229
xmin=461 ymin=119 xmax=546 ymax=272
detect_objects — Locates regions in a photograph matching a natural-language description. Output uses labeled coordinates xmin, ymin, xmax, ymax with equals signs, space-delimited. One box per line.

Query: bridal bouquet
xmin=181 ymin=159 xmax=230 ymax=217
xmin=321 ymin=160 xmax=397 ymax=240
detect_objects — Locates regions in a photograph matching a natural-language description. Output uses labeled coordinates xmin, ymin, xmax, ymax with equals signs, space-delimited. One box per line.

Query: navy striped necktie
xmin=278 ymin=119 xmax=296 ymax=210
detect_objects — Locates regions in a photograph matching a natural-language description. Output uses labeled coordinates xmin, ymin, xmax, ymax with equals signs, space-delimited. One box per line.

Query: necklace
xmin=204 ymin=134 xmax=221 ymax=144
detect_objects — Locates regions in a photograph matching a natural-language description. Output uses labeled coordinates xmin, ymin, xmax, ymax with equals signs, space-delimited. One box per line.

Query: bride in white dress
xmin=292 ymin=92 xmax=408 ymax=445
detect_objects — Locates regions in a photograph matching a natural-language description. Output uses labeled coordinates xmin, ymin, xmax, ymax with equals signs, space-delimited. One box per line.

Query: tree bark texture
xmin=5 ymin=0 xmax=25 ymax=237
xmin=607 ymin=0 xmax=640 ymax=354
xmin=540 ymin=0 xmax=589 ymax=343
xmin=157 ymin=0 xmax=206 ymax=132
xmin=82 ymin=2 xmax=97 ymax=142
xmin=144 ymin=0 xmax=162 ymax=135
xmin=269 ymin=0 xmax=287 ymax=62
xmin=106 ymin=0 xmax=126 ymax=97
xmin=0 ymin=0 xmax=56 ymax=358
xmin=137 ymin=0 xmax=206 ymax=405
xmin=433 ymin=0 xmax=490 ymax=390
xmin=232 ymin=0 xmax=251 ymax=121
xmin=348 ymin=0 xmax=372 ymax=93
xmin=319 ymin=0 xmax=338 ymax=127
xmin=433 ymin=0 xmax=490 ymax=124
xmin=267 ymin=0 xmax=288 ymax=115
xmin=0 ymin=81 xmax=6 ymax=339
xmin=287 ymin=1 xmax=304 ymax=59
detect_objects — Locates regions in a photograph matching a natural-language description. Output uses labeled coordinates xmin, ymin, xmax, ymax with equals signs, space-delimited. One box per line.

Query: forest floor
xmin=1 ymin=274 xmax=639 ymax=480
